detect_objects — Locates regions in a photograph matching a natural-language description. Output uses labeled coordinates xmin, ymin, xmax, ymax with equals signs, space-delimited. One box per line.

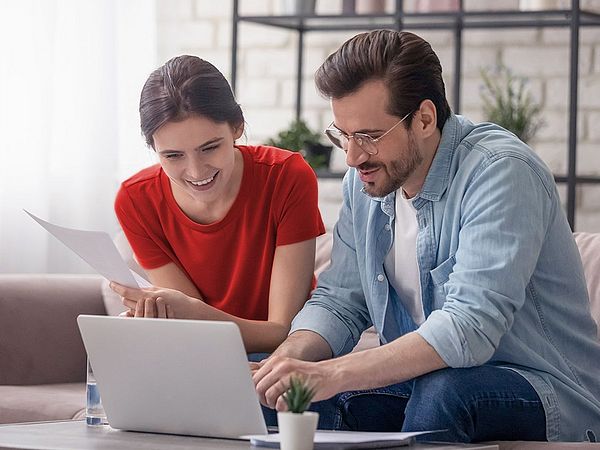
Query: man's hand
xmin=252 ymin=355 xmax=342 ymax=411
xmin=110 ymin=282 xmax=206 ymax=319
xmin=251 ymin=331 xmax=447 ymax=413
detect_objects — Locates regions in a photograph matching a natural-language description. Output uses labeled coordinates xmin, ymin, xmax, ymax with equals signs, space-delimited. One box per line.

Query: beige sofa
xmin=0 ymin=233 xmax=599 ymax=447
xmin=0 ymin=274 xmax=105 ymax=423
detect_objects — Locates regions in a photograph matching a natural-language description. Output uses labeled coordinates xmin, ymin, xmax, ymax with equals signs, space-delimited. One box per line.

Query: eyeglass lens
xmin=326 ymin=130 xmax=376 ymax=155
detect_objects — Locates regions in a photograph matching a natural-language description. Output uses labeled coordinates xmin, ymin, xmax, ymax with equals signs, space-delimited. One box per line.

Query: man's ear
xmin=415 ymin=99 xmax=438 ymax=139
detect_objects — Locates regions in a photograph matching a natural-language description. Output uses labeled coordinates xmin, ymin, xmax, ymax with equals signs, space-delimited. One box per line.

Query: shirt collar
xmin=416 ymin=113 xmax=460 ymax=203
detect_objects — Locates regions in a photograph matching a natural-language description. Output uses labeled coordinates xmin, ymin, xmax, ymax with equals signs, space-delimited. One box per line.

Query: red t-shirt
xmin=114 ymin=145 xmax=325 ymax=320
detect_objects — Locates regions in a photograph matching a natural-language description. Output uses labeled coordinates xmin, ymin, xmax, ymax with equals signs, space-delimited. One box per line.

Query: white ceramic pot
xmin=519 ymin=0 xmax=569 ymax=10
xmin=280 ymin=0 xmax=316 ymax=15
xmin=355 ymin=0 xmax=386 ymax=14
xmin=414 ymin=0 xmax=459 ymax=12
xmin=277 ymin=411 xmax=319 ymax=450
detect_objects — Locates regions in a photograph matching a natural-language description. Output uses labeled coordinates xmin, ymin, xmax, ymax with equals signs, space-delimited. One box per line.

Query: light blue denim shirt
xmin=291 ymin=114 xmax=600 ymax=441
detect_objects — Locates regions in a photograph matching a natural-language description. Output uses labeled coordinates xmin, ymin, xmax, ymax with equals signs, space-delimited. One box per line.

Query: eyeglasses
xmin=324 ymin=111 xmax=413 ymax=156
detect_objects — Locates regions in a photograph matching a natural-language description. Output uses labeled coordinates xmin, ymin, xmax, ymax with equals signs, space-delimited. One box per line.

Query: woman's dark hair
xmin=140 ymin=55 xmax=244 ymax=147
xmin=315 ymin=30 xmax=451 ymax=131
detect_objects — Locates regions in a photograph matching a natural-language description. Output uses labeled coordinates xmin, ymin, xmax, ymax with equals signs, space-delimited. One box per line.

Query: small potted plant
xmin=479 ymin=64 xmax=544 ymax=144
xmin=266 ymin=119 xmax=332 ymax=171
xmin=277 ymin=375 xmax=318 ymax=450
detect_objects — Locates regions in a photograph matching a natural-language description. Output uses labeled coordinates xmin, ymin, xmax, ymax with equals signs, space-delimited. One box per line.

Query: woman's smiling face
xmin=153 ymin=115 xmax=243 ymax=204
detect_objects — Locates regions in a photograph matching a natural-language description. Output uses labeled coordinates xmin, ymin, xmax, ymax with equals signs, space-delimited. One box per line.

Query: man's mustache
xmin=357 ymin=162 xmax=383 ymax=171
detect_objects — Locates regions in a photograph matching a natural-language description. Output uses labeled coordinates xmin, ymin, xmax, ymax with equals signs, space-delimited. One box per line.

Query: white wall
xmin=3 ymin=0 xmax=597 ymax=273
xmin=0 ymin=0 xmax=157 ymax=274
xmin=157 ymin=0 xmax=600 ymax=232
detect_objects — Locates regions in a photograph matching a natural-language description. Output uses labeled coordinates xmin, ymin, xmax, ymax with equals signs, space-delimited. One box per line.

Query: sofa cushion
xmin=0 ymin=274 xmax=105 ymax=385
xmin=0 ymin=383 xmax=85 ymax=424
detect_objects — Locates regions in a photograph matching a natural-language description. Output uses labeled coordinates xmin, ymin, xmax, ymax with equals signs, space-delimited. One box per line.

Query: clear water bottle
xmin=86 ymin=357 xmax=108 ymax=426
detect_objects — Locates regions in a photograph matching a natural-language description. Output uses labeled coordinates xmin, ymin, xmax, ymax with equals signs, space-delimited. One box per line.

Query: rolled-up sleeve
xmin=417 ymin=155 xmax=553 ymax=367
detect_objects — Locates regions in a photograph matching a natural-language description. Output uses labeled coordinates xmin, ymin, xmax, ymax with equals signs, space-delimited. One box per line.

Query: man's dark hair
xmin=315 ymin=30 xmax=451 ymax=131
xmin=140 ymin=55 xmax=244 ymax=147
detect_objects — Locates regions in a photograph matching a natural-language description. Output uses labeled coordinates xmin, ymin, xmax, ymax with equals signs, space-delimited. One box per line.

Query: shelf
xmin=316 ymin=174 xmax=600 ymax=183
xmin=237 ymin=9 xmax=600 ymax=32
xmin=314 ymin=169 xmax=346 ymax=179
xmin=231 ymin=1 xmax=599 ymax=227
xmin=554 ymin=175 xmax=600 ymax=185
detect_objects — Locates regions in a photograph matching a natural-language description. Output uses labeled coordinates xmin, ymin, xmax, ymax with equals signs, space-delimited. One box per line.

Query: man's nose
xmin=345 ymin=139 xmax=370 ymax=168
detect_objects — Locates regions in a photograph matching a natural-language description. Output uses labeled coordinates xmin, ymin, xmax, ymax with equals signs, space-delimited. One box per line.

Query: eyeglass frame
xmin=324 ymin=111 xmax=414 ymax=156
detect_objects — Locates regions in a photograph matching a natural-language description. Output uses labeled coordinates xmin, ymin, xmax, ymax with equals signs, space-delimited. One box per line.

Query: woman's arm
xmin=247 ymin=237 xmax=316 ymax=352
xmin=145 ymin=262 xmax=203 ymax=299
xmin=112 ymin=238 xmax=316 ymax=353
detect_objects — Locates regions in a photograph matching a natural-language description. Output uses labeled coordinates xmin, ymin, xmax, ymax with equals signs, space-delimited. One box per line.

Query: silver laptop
xmin=77 ymin=315 xmax=268 ymax=439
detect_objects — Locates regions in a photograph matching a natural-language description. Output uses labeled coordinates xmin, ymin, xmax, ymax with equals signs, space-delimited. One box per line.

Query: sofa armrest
xmin=0 ymin=274 xmax=105 ymax=385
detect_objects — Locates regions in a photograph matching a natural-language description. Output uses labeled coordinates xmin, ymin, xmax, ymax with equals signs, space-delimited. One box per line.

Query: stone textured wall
xmin=157 ymin=0 xmax=600 ymax=231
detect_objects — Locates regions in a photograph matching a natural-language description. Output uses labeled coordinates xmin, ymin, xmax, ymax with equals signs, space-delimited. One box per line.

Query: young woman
xmin=110 ymin=56 xmax=325 ymax=353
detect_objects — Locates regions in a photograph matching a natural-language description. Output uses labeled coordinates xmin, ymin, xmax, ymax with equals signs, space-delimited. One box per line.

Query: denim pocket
xmin=430 ymin=254 xmax=456 ymax=286
xmin=430 ymin=255 xmax=456 ymax=308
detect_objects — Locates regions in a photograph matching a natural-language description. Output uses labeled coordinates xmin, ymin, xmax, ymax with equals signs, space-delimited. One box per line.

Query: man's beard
xmin=361 ymin=133 xmax=423 ymax=198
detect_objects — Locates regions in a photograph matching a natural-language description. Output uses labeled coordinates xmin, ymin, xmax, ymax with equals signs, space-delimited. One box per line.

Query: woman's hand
xmin=110 ymin=282 xmax=207 ymax=319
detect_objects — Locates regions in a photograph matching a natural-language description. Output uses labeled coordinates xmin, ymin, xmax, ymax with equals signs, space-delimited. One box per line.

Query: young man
xmin=252 ymin=30 xmax=600 ymax=443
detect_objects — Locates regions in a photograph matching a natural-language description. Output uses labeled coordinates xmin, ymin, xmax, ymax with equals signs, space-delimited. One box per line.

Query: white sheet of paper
xmin=132 ymin=271 xmax=153 ymax=288
xmin=247 ymin=430 xmax=435 ymax=446
xmin=25 ymin=210 xmax=151 ymax=288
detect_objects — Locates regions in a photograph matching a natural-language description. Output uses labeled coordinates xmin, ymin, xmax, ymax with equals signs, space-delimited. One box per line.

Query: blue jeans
xmin=261 ymin=365 xmax=547 ymax=442
xmin=247 ymin=353 xmax=270 ymax=363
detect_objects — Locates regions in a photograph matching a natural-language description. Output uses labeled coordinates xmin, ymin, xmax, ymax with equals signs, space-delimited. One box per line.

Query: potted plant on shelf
xmin=279 ymin=0 xmax=316 ymax=15
xmin=266 ymin=119 xmax=333 ymax=171
xmin=479 ymin=64 xmax=544 ymax=144
xmin=277 ymin=375 xmax=318 ymax=450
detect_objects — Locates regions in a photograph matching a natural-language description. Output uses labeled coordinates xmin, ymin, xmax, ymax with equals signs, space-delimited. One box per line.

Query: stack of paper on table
xmin=247 ymin=430 xmax=439 ymax=448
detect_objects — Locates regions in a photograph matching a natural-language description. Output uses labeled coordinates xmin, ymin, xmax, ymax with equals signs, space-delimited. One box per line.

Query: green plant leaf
xmin=265 ymin=119 xmax=322 ymax=152
xmin=282 ymin=375 xmax=316 ymax=414
xmin=266 ymin=119 xmax=330 ymax=169
xmin=479 ymin=64 xmax=544 ymax=143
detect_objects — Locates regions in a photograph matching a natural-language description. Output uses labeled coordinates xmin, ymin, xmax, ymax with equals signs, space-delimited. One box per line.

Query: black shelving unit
xmin=231 ymin=0 xmax=600 ymax=229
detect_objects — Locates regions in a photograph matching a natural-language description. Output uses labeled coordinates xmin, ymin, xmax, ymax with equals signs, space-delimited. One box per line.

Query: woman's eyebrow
xmin=195 ymin=137 xmax=224 ymax=150
xmin=157 ymin=137 xmax=224 ymax=154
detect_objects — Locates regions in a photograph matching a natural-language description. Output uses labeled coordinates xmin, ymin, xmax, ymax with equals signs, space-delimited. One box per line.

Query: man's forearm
xmin=254 ymin=330 xmax=447 ymax=409
xmin=326 ymin=331 xmax=447 ymax=393
xmin=272 ymin=330 xmax=333 ymax=361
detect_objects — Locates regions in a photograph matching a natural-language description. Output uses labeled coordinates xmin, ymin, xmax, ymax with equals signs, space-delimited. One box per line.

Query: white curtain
xmin=0 ymin=0 xmax=157 ymax=273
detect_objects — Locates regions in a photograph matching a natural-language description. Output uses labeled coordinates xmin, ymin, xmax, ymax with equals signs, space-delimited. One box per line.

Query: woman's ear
xmin=415 ymin=99 xmax=438 ymax=139
xmin=232 ymin=122 xmax=244 ymax=140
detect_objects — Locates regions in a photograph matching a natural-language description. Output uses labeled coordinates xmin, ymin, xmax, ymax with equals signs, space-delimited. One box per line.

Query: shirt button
xmin=377 ymin=274 xmax=385 ymax=282
xmin=384 ymin=223 xmax=391 ymax=231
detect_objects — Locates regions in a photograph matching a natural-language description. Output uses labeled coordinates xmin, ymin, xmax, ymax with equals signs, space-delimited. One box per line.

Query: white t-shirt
xmin=383 ymin=189 xmax=425 ymax=325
